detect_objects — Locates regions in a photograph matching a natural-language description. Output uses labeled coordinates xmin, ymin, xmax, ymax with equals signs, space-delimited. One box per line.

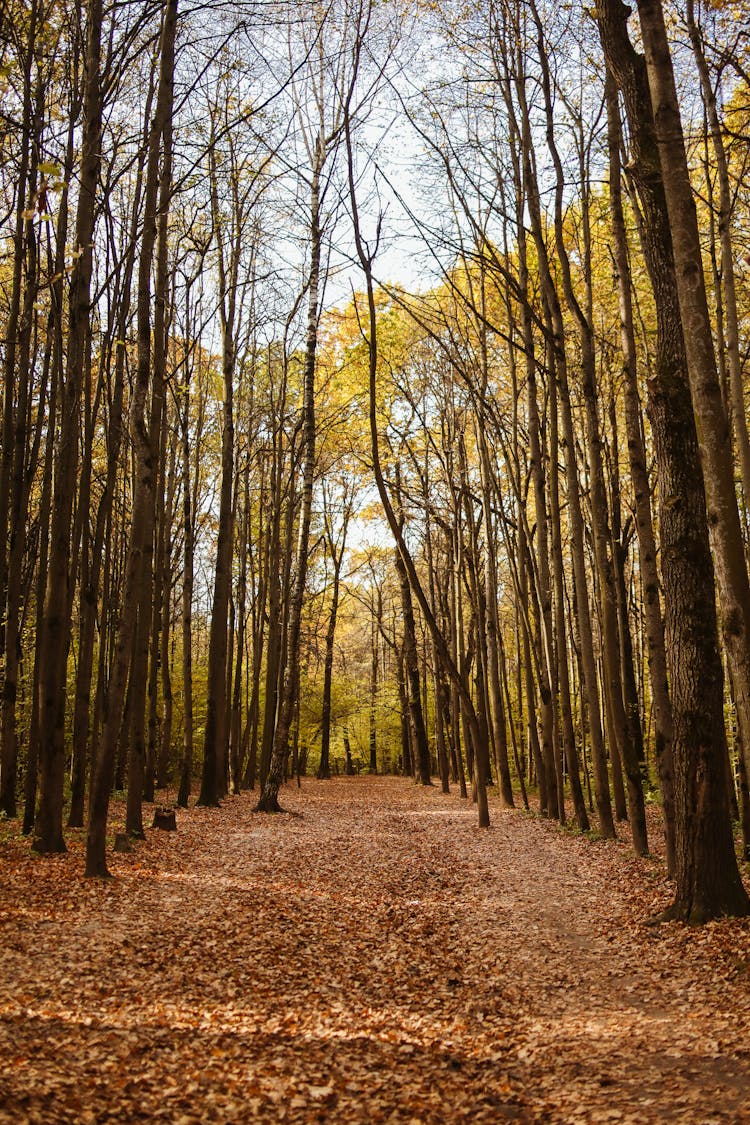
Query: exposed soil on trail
xmin=1 ymin=777 xmax=750 ymax=1123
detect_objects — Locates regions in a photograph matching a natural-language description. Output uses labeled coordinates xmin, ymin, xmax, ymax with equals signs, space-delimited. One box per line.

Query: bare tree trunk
xmin=146 ymin=400 xmax=169 ymax=803
xmin=0 ymin=2 xmax=39 ymax=666
xmin=257 ymin=138 xmax=324 ymax=812
xmin=34 ymin=0 xmax=103 ymax=853
xmin=24 ymin=319 xmax=58 ymax=835
xmin=198 ymin=116 xmax=241 ymax=807
xmin=86 ymin=0 xmax=177 ymax=876
xmin=603 ymin=60 xmax=675 ymax=864
xmin=513 ymin=217 xmax=560 ymax=818
xmin=453 ymin=529 xmax=472 ymax=797
xmin=68 ymin=95 xmax=147 ymax=825
xmin=369 ymin=607 xmax=379 ymax=774
xmin=511 ymin=43 xmax=615 ymax=839
xmin=630 ymin=0 xmax=749 ymax=917
xmin=259 ymin=534 xmax=283 ymax=791
xmin=685 ymin=0 xmax=750 ymax=517
xmin=395 ymin=547 xmax=432 ymax=787
xmin=597 ymin=0 xmax=748 ymax=920
xmin=1 ymin=77 xmax=43 ymax=818
xmin=317 ymin=488 xmax=351 ymax=780
xmin=547 ymin=344 xmax=590 ymax=832
xmin=243 ymin=516 xmax=267 ymax=790
xmin=230 ymin=453 xmax=250 ymax=794
xmin=518 ymin=527 xmax=545 ymax=808
xmin=177 ymin=354 xmax=195 ymax=808
xmin=448 ymin=535 xmax=467 ymax=796
xmin=157 ymin=431 xmax=176 ymax=790
xmin=477 ymin=425 xmax=514 ymax=806
xmin=125 ymin=11 xmax=174 ymax=838
xmin=608 ymin=392 xmax=647 ymax=783
xmin=499 ymin=630 xmax=529 ymax=810
xmin=425 ymin=514 xmax=449 ymax=792
xmin=532 ymin=0 xmax=647 ymax=853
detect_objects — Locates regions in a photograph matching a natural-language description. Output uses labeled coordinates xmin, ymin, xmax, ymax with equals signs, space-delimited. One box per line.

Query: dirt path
xmin=1 ymin=777 xmax=750 ymax=1123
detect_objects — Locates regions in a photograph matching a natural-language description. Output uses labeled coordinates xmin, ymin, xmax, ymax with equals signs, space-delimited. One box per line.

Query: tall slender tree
xmin=597 ymin=0 xmax=749 ymax=920
xmin=87 ymin=0 xmax=178 ymax=876
xmin=34 ymin=0 xmax=103 ymax=853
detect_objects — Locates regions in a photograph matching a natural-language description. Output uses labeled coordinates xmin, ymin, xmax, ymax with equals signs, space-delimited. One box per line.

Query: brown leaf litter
xmin=1 ymin=777 xmax=749 ymax=1123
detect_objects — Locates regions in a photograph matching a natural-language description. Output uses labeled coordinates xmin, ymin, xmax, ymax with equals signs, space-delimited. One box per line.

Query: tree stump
xmin=152 ymin=807 xmax=177 ymax=831
xmin=114 ymin=832 xmax=132 ymax=853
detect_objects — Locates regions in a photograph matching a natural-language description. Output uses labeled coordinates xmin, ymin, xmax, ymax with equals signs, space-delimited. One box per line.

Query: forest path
xmin=1 ymin=777 xmax=750 ymax=1123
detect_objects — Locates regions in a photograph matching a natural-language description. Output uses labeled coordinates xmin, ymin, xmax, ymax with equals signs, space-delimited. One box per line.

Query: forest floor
xmin=1 ymin=778 xmax=750 ymax=1123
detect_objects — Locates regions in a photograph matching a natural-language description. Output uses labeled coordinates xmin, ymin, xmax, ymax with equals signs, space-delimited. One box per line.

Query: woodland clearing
xmin=1 ymin=777 xmax=749 ymax=1123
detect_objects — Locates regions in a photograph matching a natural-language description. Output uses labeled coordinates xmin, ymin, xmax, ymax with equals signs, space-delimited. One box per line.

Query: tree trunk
xmin=157 ymin=433 xmax=176 ymax=790
xmin=512 ymin=53 xmax=615 ymax=840
xmin=146 ymin=404 xmax=169 ymax=803
xmin=477 ymin=425 xmax=514 ymax=806
xmin=125 ymin=12 xmax=173 ymax=839
xmin=257 ymin=137 xmax=324 ymax=812
xmin=86 ymin=0 xmax=177 ymax=876
xmin=369 ymin=610 xmax=379 ymax=774
xmin=230 ymin=454 xmax=250 ymax=794
xmin=0 ymin=2 xmax=39 ymax=679
xmin=177 ymin=356 xmax=195 ymax=808
xmin=68 ymin=94 xmax=146 ymax=826
xmin=24 ymin=330 xmax=58 ymax=835
xmin=425 ymin=514 xmax=449 ymax=793
xmin=533 ymin=0 xmax=647 ymax=852
xmin=34 ymin=0 xmax=103 ymax=854
xmin=514 ymin=217 xmax=561 ymax=818
xmin=198 ymin=117 xmax=240 ymax=807
xmin=604 ymin=64 xmax=675 ymax=871
xmin=395 ymin=548 xmax=432 ymax=787
xmin=597 ymin=0 xmax=748 ymax=919
xmin=633 ymin=0 xmax=749 ymax=917
xmin=547 ymin=343 xmax=590 ymax=832
xmin=685 ymin=0 xmax=750 ymax=520
xmin=1 ymin=84 xmax=42 ymax=819
xmin=318 ymin=555 xmax=342 ymax=780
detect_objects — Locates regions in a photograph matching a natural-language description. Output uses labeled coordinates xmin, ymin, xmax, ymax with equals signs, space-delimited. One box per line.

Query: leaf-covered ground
xmin=1 ymin=777 xmax=750 ymax=1123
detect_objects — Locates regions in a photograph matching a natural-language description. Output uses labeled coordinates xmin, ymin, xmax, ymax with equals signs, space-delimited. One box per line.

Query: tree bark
xmin=125 ymin=10 xmax=174 ymax=838
xmin=597 ymin=0 xmax=748 ymax=919
xmin=603 ymin=60 xmax=675 ymax=864
xmin=513 ymin=216 xmax=561 ymax=818
xmin=0 ymin=74 xmax=43 ymax=819
xmin=86 ymin=0 xmax=177 ymax=876
xmin=395 ymin=547 xmax=432 ymax=787
xmin=547 ymin=342 xmax=590 ymax=831
xmin=177 ymin=342 xmax=195 ymax=808
xmin=685 ymin=0 xmax=750 ymax=521
xmin=317 ymin=511 xmax=349 ymax=780
xmin=198 ymin=113 xmax=241 ymax=807
xmin=34 ymin=0 xmax=103 ymax=854
xmin=532 ymin=0 xmax=647 ymax=853
xmin=257 ymin=137 xmax=324 ymax=812
xmin=510 ymin=39 xmax=615 ymax=840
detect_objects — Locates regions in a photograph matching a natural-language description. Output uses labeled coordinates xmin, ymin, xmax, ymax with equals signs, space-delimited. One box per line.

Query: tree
xmin=258 ymin=0 xmax=361 ymax=812
xmin=603 ymin=64 xmax=675 ymax=871
xmin=317 ymin=476 xmax=354 ymax=779
xmin=597 ymin=0 xmax=749 ymax=921
xmin=198 ymin=77 xmax=266 ymax=807
xmin=34 ymin=0 xmax=104 ymax=854
xmin=87 ymin=0 xmax=177 ymax=877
